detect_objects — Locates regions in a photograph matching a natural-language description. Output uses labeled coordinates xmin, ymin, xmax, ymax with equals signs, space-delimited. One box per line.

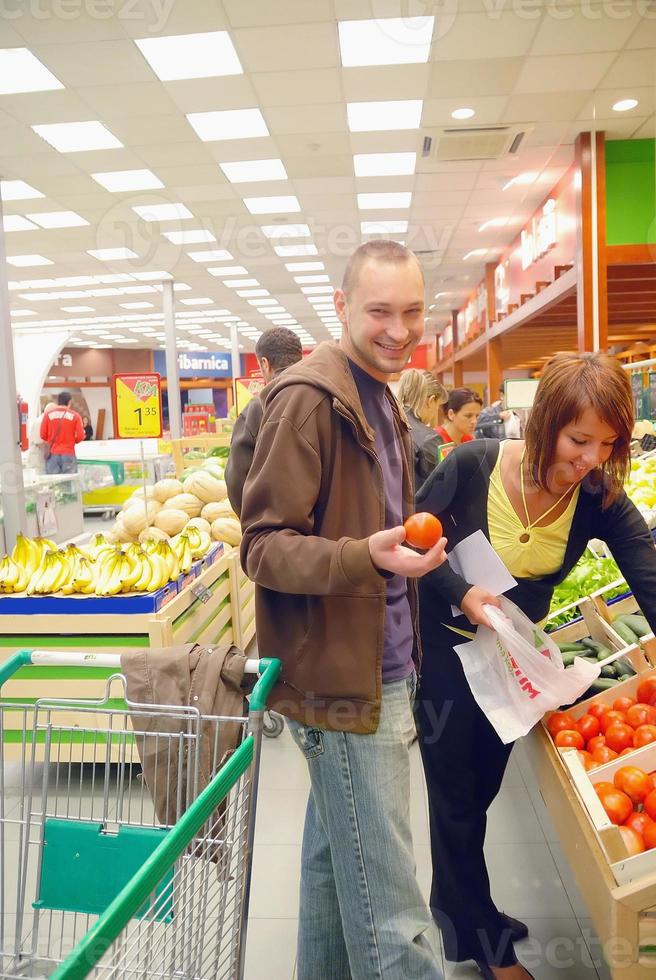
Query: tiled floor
xmin=244 ymin=728 xmax=613 ymax=980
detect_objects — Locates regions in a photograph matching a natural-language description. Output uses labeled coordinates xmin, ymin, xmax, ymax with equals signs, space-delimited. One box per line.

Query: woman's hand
xmin=460 ymin=586 xmax=502 ymax=628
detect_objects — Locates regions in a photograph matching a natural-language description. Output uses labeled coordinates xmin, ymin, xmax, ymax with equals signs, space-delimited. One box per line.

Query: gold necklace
xmin=518 ymin=450 xmax=575 ymax=545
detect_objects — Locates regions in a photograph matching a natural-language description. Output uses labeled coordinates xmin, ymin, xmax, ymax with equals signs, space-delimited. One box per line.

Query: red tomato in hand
xmin=555 ymin=729 xmax=585 ymax=750
xmin=403 ymin=513 xmax=443 ymax=550
xmin=644 ymin=821 xmax=656 ymax=850
xmin=614 ymin=697 xmax=636 ymax=713
xmin=627 ymin=704 xmax=656 ymax=729
xmin=587 ymin=735 xmax=607 ymax=753
xmin=643 ymin=789 xmax=656 ymax=822
xmin=591 ymin=745 xmax=619 ymax=767
xmin=625 ymin=811 xmax=655 ymax=837
xmin=614 ymin=766 xmax=653 ymax=804
xmin=547 ymin=712 xmax=578 ymax=739
xmin=605 ymin=724 xmax=635 ymax=754
xmin=637 ymin=678 xmax=656 ymax=707
xmin=588 ymin=702 xmax=611 ymax=721
xmin=619 ymin=825 xmax=646 ymax=856
xmin=576 ymin=714 xmax=600 ymax=744
xmin=600 ymin=788 xmax=633 ymax=825
xmin=600 ymin=710 xmax=628 ymax=734
xmin=633 ymin=725 xmax=656 ymax=748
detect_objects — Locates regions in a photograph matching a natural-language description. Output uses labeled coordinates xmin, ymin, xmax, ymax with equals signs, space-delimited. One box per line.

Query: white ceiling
xmin=0 ymin=0 xmax=654 ymax=355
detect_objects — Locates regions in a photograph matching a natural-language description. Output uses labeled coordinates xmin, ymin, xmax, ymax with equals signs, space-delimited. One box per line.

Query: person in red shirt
xmin=435 ymin=387 xmax=483 ymax=447
xmin=39 ymin=392 xmax=85 ymax=474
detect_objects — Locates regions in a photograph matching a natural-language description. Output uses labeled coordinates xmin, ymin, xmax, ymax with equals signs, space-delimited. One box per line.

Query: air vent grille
xmin=418 ymin=125 xmax=532 ymax=165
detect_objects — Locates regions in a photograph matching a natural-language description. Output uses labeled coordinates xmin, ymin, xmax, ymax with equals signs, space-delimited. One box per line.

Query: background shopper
xmin=240 ymin=241 xmax=447 ymax=980
xmin=436 ymin=388 xmax=483 ymax=446
xmin=39 ymin=392 xmax=84 ymax=475
xmin=415 ymin=352 xmax=656 ymax=980
xmin=396 ymin=368 xmax=447 ymax=489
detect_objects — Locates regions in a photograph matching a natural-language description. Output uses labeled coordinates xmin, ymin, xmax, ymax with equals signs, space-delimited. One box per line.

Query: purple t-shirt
xmin=349 ymin=360 xmax=414 ymax=683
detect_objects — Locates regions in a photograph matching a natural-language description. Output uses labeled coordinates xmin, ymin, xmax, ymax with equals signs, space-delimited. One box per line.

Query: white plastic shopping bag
xmin=452 ymin=597 xmax=601 ymax=744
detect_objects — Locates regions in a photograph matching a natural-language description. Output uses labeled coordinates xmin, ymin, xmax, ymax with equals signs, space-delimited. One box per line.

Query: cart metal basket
xmin=0 ymin=649 xmax=280 ymax=980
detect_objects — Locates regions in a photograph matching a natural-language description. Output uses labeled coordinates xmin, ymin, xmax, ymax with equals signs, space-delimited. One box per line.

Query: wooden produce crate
xmin=547 ymin=596 xmax=653 ymax=678
xmin=170 ymin=433 xmax=232 ymax=478
xmin=227 ymin=549 xmax=256 ymax=650
xmin=526 ymin=721 xmax=656 ymax=978
xmin=0 ymin=557 xmax=234 ymax=761
xmin=591 ymin=587 xmax=656 ymax=668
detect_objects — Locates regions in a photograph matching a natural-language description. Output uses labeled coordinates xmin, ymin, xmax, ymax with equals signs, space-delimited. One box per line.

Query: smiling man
xmin=240 ymin=240 xmax=445 ymax=980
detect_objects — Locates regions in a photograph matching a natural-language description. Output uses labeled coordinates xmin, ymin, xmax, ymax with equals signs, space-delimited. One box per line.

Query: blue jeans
xmin=45 ymin=454 xmax=77 ymax=474
xmin=287 ymin=673 xmax=442 ymax=980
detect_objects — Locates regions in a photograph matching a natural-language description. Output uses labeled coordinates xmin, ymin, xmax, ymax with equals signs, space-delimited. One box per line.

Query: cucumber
xmin=612 ymin=621 xmax=639 ymax=646
xmin=616 ymin=614 xmax=650 ymax=638
xmin=581 ymin=638 xmax=606 ymax=655
xmin=557 ymin=642 xmax=588 ymax=653
xmin=595 ymin=645 xmax=613 ymax=662
xmin=600 ymin=665 xmax=619 ymax=678
xmin=561 ymin=651 xmax=583 ymax=667
xmin=589 ymin=677 xmax=620 ymax=693
xmin=615 ymin=658 xmax=636 ymax=678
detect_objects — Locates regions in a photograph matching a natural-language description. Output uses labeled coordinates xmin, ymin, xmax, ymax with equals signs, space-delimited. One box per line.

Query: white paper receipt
xmin=448 ymin=529 xmax=517 ymax=618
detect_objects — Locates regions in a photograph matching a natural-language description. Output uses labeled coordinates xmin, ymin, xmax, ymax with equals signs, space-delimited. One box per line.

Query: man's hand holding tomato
xmin=368 ymin=512 xmax=447 ymax=578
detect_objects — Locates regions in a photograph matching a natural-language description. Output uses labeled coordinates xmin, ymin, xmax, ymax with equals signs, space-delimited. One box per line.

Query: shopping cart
xmin=0 ymin=649 xmax=280 ymax=979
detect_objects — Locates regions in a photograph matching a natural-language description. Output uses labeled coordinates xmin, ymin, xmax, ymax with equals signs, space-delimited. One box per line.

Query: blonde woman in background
xmin=397 ymin=369 xmax=448 ymax=490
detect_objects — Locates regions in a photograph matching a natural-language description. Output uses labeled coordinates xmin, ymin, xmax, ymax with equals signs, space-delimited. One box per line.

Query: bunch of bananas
xmin=0 ymin=555 xmax=30 ymax=593
xmin=94 ymin=544 xmax=170 ymax=596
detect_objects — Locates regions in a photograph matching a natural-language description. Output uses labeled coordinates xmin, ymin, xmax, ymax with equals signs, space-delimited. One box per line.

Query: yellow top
xmin=488 ymin=441 xmax=580 ymax=579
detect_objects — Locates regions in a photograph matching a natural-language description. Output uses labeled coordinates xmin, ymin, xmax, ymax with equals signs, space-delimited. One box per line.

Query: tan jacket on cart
xmin=120 ymin=644 xmax=248 ymax=827
xmin=239 ymin=342 xmax=420 ymax=736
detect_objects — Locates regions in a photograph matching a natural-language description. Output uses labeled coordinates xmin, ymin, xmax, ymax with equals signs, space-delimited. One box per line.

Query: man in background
xmin=40 ymin=392 xmax=84 ymax=474
xmin=226 ymin=326 xmax=302 ymax=516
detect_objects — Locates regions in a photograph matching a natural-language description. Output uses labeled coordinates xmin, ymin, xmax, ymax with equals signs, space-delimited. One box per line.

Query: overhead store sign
xmin=153 ymin=350 xmax=233 ymax=379
xmin=520 ymin=199 xmax=557 ymax=271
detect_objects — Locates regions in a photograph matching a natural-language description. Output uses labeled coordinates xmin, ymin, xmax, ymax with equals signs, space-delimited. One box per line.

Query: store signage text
xmin=463 ymin=284 xmax=488 ymax=337
xmin=494 ymin=261 xmax=510 ymax=317
xmin=153 ymin=350 xmax=233 ymax=379
xmin=520 ymin=199 xmax=557 ymax=271
xmin=52 ymin=353 xmax=73 ymax=367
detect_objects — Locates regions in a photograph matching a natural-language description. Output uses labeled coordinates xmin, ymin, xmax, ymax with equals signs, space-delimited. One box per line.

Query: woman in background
xmin=396 ymin=369 xmax=447 ymax=490
xmin=436 ymin=388 xmax=483 ymax=447
xmin=82 ymin=415 xmax=93 ymax=440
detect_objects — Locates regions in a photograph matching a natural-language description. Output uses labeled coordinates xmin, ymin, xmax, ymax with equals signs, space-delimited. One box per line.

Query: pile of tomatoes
xmin=594 ymin=767 xmax=656 ymax=856
xmin=546 ymin=676 xmax=656 ymax=769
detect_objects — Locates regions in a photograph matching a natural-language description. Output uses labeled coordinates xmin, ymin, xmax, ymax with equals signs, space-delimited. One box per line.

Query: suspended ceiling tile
xmin=284 ymin=154 xmax=354 ymax=178
xmin=264 ymin=104 xmax=346 ymax=135
xmin=293 ymin=176 xmax=355 ymax=196
xmin=0 ymin=89 xmax=101 ymax=125
xmin=118 ymin=0 xmax=231 ymax=36
xmin=252 ymin=68 xmax=342 ymax=107
xmin=599 ymin=49 xmax=656 ymax=89
xmin=502 ymin=91 xmax=588 ymax=123
xmin=587 ymin=115 xmax=650 ymax=139
xmin=413 ymin=171 xmax=480 ymax=192
xmin=8 ymin=8 xmax=126 ymax=43
xmin=341 ymin=65 xmax=430 ymax=102
xmin=110 ymin=114 xmax=195 ymax=147
xmin=521 ymin=121 xmax=576 ymax=147
xmin=30 ymin=40 xmax=157 ymax=87
xmin=233 ymin=24 xmax=339 ymax=73
xmin=202 ymin=138 xmax=280 ymax=164
xmin=626 ymin=16 xmax=656 ymax=48
xmin=631 ymin=115 xmax=656 ymax=138
xmin=2 ymin=123 xmax=59 ymax=156
xmin=530 ymin=7 xmax=641 ymax=55
xmin=421 ymin=96 xmax=508 ymax=127
xmin=163 ymin=76 xmax=259 ymax=114
xmin=136 ymin=141 xmax=223 ymax=168
xmin=413 ymin=189 xmax=471 ymax=208
xmin=428 ymin=58 xmax=524 ymax=98
xmin=275 ymin=132 xmax=352 ymax=157
xmin=79 ymin=82 xmax=182 ymax=118
xmin=153 ymin=164 xmax=224 ymax=187
xmin=223 ymin=0 xmax=332 ymax=28
xmin=579 ymin=87 xmax=654 ymax=120
xmin=65 ymin=148 xmax=155 ymax=173
xmin=514 ymin=52 xmax=616 ymax=93
xmin=430 ymin=12 xmax=540 ymax=60
xmin=349 ymin=132 xmax=419 ymax=154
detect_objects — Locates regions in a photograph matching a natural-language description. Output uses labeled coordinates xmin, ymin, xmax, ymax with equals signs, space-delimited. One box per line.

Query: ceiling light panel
xmin=186 ymin=108 xmax=268 ymax=142
xmin=357 ymin=192 xmax=412 ymax=209
xmin=0 ymin=48 xmax=63 ymax=94
xmin=11 ymin=309 xmax=36 ymax=316
xmin=285 ymin=261 xmax=325 ymax=271
xmin=224 ymin=278 xmax=259 ymax=287
xmin=61 ymin=305 xmax=94 ymax=312
xmin=135 ymin=32 xmax=242 ymax=81
xmin=163 ymin=230 xmax=216 ymax=244
xmin=7 ymin=254 xmax=53 ymax=267
xmin=32 ymin=121 xmax=123 ymax=152
xmin=260 ymin=224 xmax=310 ymax=238
xmin=353 ymin=152 xmax=416 ymax=177
xmin=26 ymin=211 xmax=89 ymax=228
xmin=338 ymin=17 xmax=434 ymax=66
xmin=207 ymin=266 xmax=249 ymax=277
xmin=120 ymin=302 xmax=153 ymax=309
xmin=274 ymin=244 xmax=318 ymax=257
xmin=347 ymin=100 xmax=423 ymax=132
xmin=243 ymin=196 xmax=300 ymax=215
xmin=132 ymin=203 xmax=193 ymax=221
xmin=238 ymin=289 xmax=269 ymax=297
xmin=92 ymin=169 xmax=164 ymax=192
xmin=294 ymin=275 xmax=330 ymax=284
xmin=180 ymin=297 xmax=213 ymax=305
xmin=188 ymin=249 xmax=233 ymax=262
xmin=220 ymin=159 xmax=287 ymax=183
xmin=360 ymin=220 xmax=409 ymax=234
xmin=3 ymin=216 xmax=38 ymax=232
xmin=87 ymin=247 xmax=138 ymax=260
xmin=1 ymin=180 xmax=44 ymax=201
xmin=302 ymin=286 xmax=333 ymax=294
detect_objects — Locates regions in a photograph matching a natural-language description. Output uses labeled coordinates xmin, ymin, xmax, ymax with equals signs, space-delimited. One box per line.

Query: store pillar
xmin=486 ymin=337 xmax=503 ymax=402
xmin=162 ymin=280 xmax=181 ymax=439
xmin=453 ymin=360 xmax=464 ymax=386
xmin=575 ymin=131 xmax=608 ymax=353
xmin=0 ymin=192 xmax=27 ymax=546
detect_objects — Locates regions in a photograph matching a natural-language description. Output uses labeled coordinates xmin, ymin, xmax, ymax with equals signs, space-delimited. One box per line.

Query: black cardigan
xmin=416 ymin=439 xmax=656 ymax=631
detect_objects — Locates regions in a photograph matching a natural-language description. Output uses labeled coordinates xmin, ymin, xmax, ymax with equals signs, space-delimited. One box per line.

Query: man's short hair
xmin=341 ymin=240 xmax=424 ymax=298
xmin=255 ymin=327 xmax=303 ymax=373
xmin=57 ymin=391 xmax=72 ymax=406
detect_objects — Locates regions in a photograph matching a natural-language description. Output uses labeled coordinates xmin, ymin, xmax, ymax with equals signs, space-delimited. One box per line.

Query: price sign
xmin=112 ymin=373 xmax=163 ymax=439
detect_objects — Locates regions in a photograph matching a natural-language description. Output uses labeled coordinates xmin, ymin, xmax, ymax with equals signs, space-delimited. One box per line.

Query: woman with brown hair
xmin=435 ymin=387 xmax=483 ymax=447
xmin=396 ymin=369 xmax=448 ymax=489
xmin=415 ymin=353 xmax=656 ymax=980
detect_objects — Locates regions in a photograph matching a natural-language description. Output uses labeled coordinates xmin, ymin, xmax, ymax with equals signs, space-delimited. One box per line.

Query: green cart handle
xmin=249 ymin=656 xmax=281 ymax=712
xmin=0 ymin=649 xmax=32 ymax=689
